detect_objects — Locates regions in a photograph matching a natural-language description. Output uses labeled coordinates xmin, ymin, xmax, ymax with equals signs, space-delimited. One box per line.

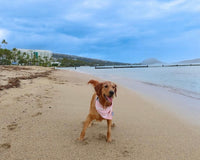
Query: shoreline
xmin=58 ymin=67 xmax=200 ymax=127
xmin=1 ymin=66 xmax=200 ymax=159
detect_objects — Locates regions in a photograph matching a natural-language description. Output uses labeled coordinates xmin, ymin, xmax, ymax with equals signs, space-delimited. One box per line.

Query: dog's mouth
xmin=104 ymin=94 xmax=113 ymax=103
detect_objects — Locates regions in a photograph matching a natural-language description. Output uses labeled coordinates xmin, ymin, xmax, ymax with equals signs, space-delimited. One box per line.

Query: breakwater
xmin=95 ymin=63 xmax=200 ymax=69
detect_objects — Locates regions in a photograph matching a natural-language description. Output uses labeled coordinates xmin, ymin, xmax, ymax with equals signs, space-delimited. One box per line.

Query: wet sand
xmin=1 ymin=66 xmax=200 ymax=160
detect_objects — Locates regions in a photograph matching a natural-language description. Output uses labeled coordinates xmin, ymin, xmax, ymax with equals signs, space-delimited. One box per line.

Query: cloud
xmin=161 ymin=0 xmax=186 ymax=9
xmin=82 ymin=0 xmax=110 ymax=9
xmin=0 ymin=0 xmax=200 ymax=62
xmin=115 ymin=0 xmax=199 ymax=21
xmin=0 ymin=29 xmax=9 ymax=39
xmin=65 ymin=12 xmax=92 ymax=22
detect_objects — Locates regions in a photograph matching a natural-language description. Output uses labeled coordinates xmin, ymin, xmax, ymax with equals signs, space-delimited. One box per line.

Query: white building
xmin=17 ymin=49 xmax=52 ymax=60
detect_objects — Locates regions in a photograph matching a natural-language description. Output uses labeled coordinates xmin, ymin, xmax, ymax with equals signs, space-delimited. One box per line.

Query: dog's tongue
xmin=107 ymin=96 xmax=113 ymax=103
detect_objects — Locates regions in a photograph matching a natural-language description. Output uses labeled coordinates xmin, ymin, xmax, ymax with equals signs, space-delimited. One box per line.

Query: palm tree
xmin=12 ymin=48 xmax=17 ymax=62
xmin=32 ymin=54 xmax=37 ymax=65
xmin=25 ymin=54 xmax=30 ymax=65
xmin=16 ymin=50 xmax=21 ymax=65
xmin=1 ymin=39 xmax=8 ymax=49
xmin=38 ymin=56 xmax=42 ymax=66
xmin=43 ymin=56 xmax=48 ymax=67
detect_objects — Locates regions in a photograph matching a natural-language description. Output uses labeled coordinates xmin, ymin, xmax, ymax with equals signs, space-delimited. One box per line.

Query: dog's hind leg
xmin=79 ymin=114 xmax=93 ymax=141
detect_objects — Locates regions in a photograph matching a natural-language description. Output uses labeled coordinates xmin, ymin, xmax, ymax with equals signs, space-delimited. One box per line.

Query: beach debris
xmin=0 ymin=66 xmax=52 ymax=91
xmin=1 ymin=66 xmax=31 ymax=71
xmin=0 ymin=78 xmax=20 ymax=90
xmin=0 ymin=143 xmax=11 ymax=149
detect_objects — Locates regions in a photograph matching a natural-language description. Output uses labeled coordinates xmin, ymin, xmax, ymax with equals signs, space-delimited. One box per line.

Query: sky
xmin=0 ymin=0 xmax=200 ymax=63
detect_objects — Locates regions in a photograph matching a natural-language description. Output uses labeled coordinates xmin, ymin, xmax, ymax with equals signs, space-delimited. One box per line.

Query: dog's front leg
xmin=79 ymin=114 xmax=92 ymax=141
xmin=107 ymin=119 xmax=112 ymax=142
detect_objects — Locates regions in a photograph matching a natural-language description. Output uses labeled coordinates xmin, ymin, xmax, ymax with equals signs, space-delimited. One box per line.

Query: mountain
xmin=178 ymin=58 xmax=200 ymax=64
xmin=53 ymin=53 xmax=129 ymax=66
xmin=141 ymin=58 xmax=163 ymax=65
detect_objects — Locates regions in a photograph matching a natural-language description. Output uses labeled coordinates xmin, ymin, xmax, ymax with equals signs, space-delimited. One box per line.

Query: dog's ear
xmin=88 ymin=79 xmax=99 ymax=87
xmin=95 ymin=83 xmax=103 ymax=96
xmin=114 ymin=84 xmax=117 ymax=97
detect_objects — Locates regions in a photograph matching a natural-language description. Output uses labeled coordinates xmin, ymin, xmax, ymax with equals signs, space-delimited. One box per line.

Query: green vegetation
xmin=58 ymin=57 xmax=107 ymax=67
xmin=0 ymin=48 xmax=52 ymax=66
xmin=0 ymin=39 xmax=52 ymax=66
xmin=54 ymin=53 xmax=129 ymax=67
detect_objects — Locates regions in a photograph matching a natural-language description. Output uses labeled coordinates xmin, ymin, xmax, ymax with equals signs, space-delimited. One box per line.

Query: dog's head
xmin=88 ymin=80 xmax=117 ymax=106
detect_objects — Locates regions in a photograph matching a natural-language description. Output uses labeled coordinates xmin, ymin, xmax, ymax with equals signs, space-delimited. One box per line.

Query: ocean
xmin=62 ymin=66 xmax=200 ymax=100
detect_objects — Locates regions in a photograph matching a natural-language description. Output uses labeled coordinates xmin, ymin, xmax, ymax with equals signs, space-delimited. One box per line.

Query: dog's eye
xmin=112 ymin=86 xmax=115 ymax=89
xmin=104 ymin=85 xmax=108 ymax=88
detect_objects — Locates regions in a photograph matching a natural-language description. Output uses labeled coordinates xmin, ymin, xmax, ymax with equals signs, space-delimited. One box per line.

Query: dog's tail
xmin=88 ymin=79 xmax=99 ymax=87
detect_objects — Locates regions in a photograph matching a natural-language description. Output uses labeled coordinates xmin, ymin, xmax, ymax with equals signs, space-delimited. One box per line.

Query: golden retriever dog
xmin=78 ymin=79 xmax=117 ymax=142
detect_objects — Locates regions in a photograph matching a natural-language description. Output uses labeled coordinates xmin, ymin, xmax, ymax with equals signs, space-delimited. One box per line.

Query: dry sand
xmin=1 ymin=66 xmax=200 ymax=160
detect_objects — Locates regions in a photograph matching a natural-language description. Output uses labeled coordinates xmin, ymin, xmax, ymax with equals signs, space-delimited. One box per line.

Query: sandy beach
xmin=1 ymin=66 xmax=200 ymax=160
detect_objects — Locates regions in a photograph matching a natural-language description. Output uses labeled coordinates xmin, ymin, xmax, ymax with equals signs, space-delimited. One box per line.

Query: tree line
xmin=0 ymin=39 xmax=52 ymax=67
xmin=57 ymin=58 xmax=104 ymax=67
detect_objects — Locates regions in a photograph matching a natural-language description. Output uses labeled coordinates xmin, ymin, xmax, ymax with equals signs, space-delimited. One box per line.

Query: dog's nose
xmin=109 ymin=91 xmax=114 ymax=96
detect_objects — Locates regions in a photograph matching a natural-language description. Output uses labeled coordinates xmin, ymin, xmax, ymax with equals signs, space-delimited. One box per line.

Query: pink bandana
xmin=95 ymin=98 xmax=113 ymax=120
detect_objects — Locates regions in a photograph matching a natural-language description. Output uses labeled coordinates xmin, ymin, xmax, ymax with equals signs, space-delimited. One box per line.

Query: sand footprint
xmin=32 ymin=112 xmax=42 ymax=117
xmin=82 ymin=140 xmax=89 ymax=145
xmin=7 ymin=122 xmax=18 ymax=131
xmin=98 ymin=133 xmax=107 ymax=141
xmin=76 ymin=138 xmax=89 ymax=145
xmin=122 ymin=150 xmax=130 ymax=157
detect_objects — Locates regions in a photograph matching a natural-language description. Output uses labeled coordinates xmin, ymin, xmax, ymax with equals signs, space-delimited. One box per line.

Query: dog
xmin=78 ymin=79 xmax=117 ymax=142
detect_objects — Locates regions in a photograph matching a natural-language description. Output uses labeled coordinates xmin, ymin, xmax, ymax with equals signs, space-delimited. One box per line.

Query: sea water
xmin=63 ymin=66 xmax=200 ymax=99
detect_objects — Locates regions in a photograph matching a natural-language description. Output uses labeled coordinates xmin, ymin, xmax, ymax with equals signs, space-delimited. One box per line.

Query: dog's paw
xmin=77 ymin=137 xmax=84 ymax=141
xmin=107 ymin=138 xmax=112 ymax=143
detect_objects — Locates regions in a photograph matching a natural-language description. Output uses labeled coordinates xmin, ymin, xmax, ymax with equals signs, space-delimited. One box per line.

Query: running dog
xmin=78 ymin=79 xmax=117 ymax=142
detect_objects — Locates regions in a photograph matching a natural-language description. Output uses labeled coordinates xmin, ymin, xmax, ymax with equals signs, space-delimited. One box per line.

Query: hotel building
xmin=17 ymin=49 xmax=52 ymax=60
